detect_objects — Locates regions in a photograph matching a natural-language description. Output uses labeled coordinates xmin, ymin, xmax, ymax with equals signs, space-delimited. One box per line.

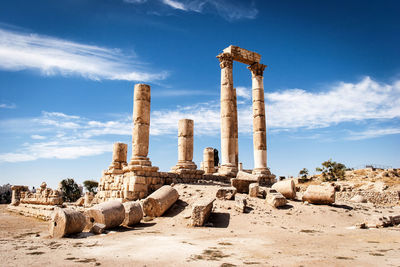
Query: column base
xmin=170 ymin=161 xmax=198 ymax=173
xmin=252 ymin=168 xmax=276 ymax=186
xmin=129 ymin=156 xmax=152 ymax=167
xmin=218 ymin=164 xmax=238 ymax=177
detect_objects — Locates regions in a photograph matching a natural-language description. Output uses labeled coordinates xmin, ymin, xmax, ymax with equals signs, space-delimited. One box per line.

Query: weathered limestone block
xmin=123 ymin=201 xmax=143 ymax=226
xmin=231 ymin=171 xmax=258 ymax=193
xmin=190 ymin=198 xmax=215 ymax=227
xmin=86 ymin=200 xmax=125 ymax=229
xmin=90 ymin=223 xmax=106 ymax=235
xmin=266 ymin=192 xmax=287 ymax=208
xmin=302 ymin=185 xmax=335 ymax=204
xmin=49 ymin=208 xmax=86 ymax=238
xmin=271 ymin=179 xmax=296 ymax=199
xmin=216 ymin=187 xmax=237 ymax=200
xmin=74 ymin=197 xmax=84 ymax=206
xmin=203 ymin=147 xmax=215 ymax=174
xmin=112 ymin=142 xmax=128 ymax=163
xmin=11 ymin=185 xmax=29 ymax=205
xmin=142 ymin=185 xmax=179 ymax=217
xmin=235 ymin=195 xmax=247 ymax=213
xmin=223 ymin=45 xmax=261 ymax=65
xmin=249 ymin=183 xmax=259 ymax=198
xmin=84 ymin=192 xmax=94 ymax=207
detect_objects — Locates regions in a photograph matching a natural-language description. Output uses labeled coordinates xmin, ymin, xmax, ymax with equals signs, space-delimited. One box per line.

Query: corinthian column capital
xmin=248 ymin=62 xmax=266 ymax=77
xmin=217 ymin=53 xmax=233 ymax=69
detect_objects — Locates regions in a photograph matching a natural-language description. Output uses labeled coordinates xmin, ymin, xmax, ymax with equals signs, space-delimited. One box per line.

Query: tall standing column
xmin=248 ymin=63 xmax=269 ymax=176
xmin=233 ymin=88 xmax=239 ymax=168
xmin=217 ymin=53 xmax=237 ymax=176
xmin=171 ymin=119 xmax=197 ymax=171
xmin=129 ymin=84 xmax=152 ymax=167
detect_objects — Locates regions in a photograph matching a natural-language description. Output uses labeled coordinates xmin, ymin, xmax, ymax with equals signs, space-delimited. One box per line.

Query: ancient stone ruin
xmin=217 ymin=45 xmax=275 ymax=185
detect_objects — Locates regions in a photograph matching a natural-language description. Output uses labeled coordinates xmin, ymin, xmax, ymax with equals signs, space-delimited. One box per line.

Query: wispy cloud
xmin=0 ymin=28 xmax=168 ymax=82
xmin=347 ymin=127 xmax=400 ymax=140
xmin=128 ymin=0 xmax=258 ymax=21
xmin=162 ymin=0 xmax=187 ymax=10
xmin=0 ymin=103 xmax=16 ymax=109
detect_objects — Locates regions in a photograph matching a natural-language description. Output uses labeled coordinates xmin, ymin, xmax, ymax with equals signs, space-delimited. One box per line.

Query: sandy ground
xmin=1 ymin=184 xmax=400 ymax=267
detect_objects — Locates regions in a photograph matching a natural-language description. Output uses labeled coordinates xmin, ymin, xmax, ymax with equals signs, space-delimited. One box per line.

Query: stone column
xmin=109 ymin=142 xmax=127 ymax=171
xmin=202 ymin=147 xmax=215 ymax=174
xmin=171 ymin=119 xmax=197 ymax=171
xmin=129 ymin=84 xmax=152 ymax=167
xmin=248 ymin=63 xmax=269 ymax=177
xmin=217 ymin=53 xmax=237 ymax=176
xmin=233 ymin=88 xmax=239 ymax=168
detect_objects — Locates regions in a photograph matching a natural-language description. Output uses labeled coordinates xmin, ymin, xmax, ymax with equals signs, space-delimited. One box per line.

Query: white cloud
xmin=31 ymin=135 xmax=46 ymax=140
xmin=162 ymin=0 xmax=187 ymax=10
xmin=347 ymin=127 xmax=400 ymax=140
xmin=235 ymin=86 xmax=251 ymax=100
xmin=0 ymin=139 xmax=112 ymax=163
xmin=0 ymin=28 xmax=167 ymax=82
xmin=266 ymin=76 xmax=400 ymax=129
xmin=0 ymin=103 xmax=16 ymax=109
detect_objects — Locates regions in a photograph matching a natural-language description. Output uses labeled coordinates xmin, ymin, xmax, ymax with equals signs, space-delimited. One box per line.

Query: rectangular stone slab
xmin=190 ymin=198 xmax=215 ymax=226
xmin=223 ymin=45 xmax=261 ymax=65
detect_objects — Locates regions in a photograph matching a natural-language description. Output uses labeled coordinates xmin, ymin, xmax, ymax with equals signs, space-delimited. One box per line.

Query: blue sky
xmin=0 ymin=0 xmax=399 ymax=188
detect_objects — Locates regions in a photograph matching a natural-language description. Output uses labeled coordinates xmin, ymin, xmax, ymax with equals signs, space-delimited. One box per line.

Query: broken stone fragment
xmin=271 ymin=179 xmax=296 ymax=199
xmin=350 ymin=194 xmax=367 ymax=203
xmin=302 ymin=185 xmax=335 ymax=204
xmin=231 ymin=171 xmax=258 ymax=193
xmin=49 ymin=208 xmax=86 ymax=238
xmin=86 ymin=200 xmax=125 ymax=229
xmin=90 ymin=223 xmax=106 ymax=235
xmin=142 ymin=185 xmax=179 ymax=217
xmin=122 ymin=201 xmax=143 ymax=226
xmin=190 ymin=198 xmax=215 ymax=227
xmin=266 ymin=192 xmax=287 ymax=208
xmin=249 ymin=183 xmax=259 ymax=198
xmin=235 ymin=195 xmax=247 ymax=213
xmin=216 ymin=187 xmax=237 ymax=200
xmin=74 ymin=197 xmax=84 ymax=206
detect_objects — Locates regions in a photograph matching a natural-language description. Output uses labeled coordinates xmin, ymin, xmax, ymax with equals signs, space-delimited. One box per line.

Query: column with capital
xmin=217 ymin=53 xmax=237 ymax=176
xmin=248 ymin=63 xmax=272 ymax=183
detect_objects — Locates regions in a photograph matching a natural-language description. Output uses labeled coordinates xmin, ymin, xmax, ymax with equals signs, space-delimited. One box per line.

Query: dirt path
xmin=1 ymin=184 xmax=400 ymax=266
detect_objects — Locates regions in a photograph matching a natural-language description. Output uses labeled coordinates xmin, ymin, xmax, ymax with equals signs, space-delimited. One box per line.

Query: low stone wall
xmin=7 ymin=203 xmax=60 ymax=221
xmin=96 ymin=170 xmax=231 ymax=203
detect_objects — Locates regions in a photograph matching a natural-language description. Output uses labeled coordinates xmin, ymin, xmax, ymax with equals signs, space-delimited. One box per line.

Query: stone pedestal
xmin=217 ymin=53 xmax=237 ymax=176
xmin=171 ymin=119 xmax=198 ymax=173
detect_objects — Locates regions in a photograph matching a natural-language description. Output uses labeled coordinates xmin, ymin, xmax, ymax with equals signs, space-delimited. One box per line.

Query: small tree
xmin=83 ymin=180 xmax=98 ymax=194
xmin=0 ymin=183 xmax=12 ymax=204
xmin=316 ymin=159 xmax=346 ymax=181
xmin=298 ymin=168 xmax=310 ymax=183
xmin=60 ymin=178 xmax=81 ymax=202
xmin=299 ymin=168 xmax=309 ymax=179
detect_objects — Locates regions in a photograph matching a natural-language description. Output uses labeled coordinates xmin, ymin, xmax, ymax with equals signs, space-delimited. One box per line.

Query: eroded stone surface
xmin=190 ymin=198 xmax=215 ymax=226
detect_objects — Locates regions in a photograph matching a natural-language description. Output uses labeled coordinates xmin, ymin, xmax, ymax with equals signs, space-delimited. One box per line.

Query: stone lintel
xmin=222 ymin=45 xmax=261 ymax=65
